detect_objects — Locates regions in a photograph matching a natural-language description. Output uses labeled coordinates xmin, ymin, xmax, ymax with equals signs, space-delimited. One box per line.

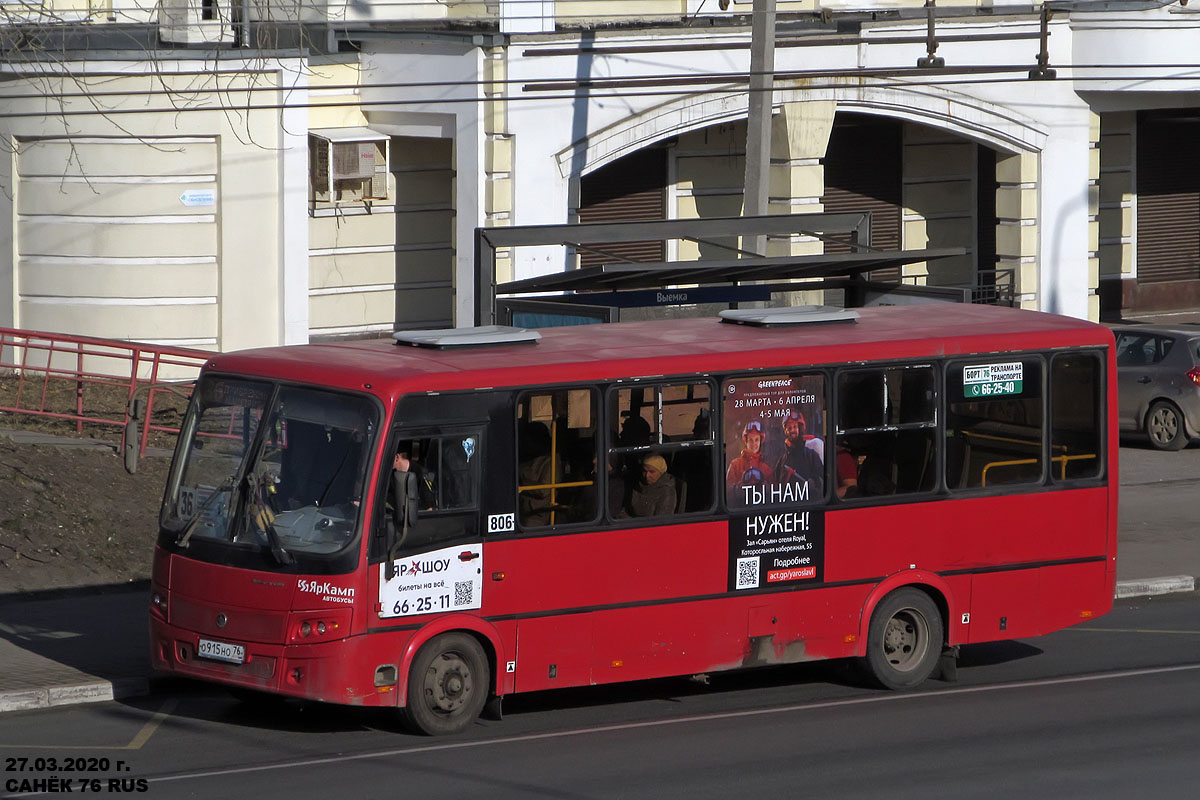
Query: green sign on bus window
xmin=963 ymin=362 xmax=1024 ymax=398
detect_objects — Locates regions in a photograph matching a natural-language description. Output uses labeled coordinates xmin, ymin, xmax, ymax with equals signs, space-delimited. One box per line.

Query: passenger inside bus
xmin=517 ymin=421 xmax=560 ymax=526
xmin=615 ymin=453 xmax=678 ymax=518
xmin=394 ymin=441 xmax=436 ymax=510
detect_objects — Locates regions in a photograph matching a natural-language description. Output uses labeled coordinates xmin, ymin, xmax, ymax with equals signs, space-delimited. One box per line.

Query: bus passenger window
xmin=392 ymin=436 xmax=479 ymax=512
xmin=609 ymin=382 xmax=715 ymax=518
xmin=1050 ymin=353 xmax=1103 ymax=481
xmin=945 ymin=358 xmax=1044 ymax=490
xmin=836 ymin=366 xmax=936 ymax=499
xmin=517 ymin=389 xmax=599 ymax=528
xmin=723 ymin=374 xmax=826 ymax=508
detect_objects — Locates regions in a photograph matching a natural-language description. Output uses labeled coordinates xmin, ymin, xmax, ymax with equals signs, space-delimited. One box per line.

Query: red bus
xmin=148 ymin=303 xmax=1117 ymax=734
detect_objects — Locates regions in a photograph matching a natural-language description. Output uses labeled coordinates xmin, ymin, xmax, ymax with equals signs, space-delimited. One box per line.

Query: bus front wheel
xmin=402 ymin=632 xmax=490 ymax=736
xmin=865 ymin=588 xmax=943 ymax=690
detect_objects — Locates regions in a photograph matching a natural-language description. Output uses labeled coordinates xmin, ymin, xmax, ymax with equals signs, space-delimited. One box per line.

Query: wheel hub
xmin=1150 ymin=408 xmax=1178 ymax=443
xmin=882 ymin=610 xmax=925 ymax=671
xmin=425 ymin=652 xmax=473 ymax=714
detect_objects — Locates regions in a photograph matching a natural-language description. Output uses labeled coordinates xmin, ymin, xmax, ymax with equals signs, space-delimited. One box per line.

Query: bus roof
xmin=205 ymin=304 xmax=1112 ymax=397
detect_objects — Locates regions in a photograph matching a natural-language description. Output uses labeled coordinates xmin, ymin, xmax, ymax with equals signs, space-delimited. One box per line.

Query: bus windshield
xmin=162 ymin=376 xmax=378 ymax=561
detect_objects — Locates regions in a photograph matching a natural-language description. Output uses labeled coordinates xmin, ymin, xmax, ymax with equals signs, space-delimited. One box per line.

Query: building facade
xmin=1 ymin=0 xmax=1197 ymax=351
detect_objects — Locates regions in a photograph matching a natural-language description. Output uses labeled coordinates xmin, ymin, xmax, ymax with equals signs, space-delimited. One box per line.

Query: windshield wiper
xmin=259 ymin=517 xmax=296 ymax=566
xmin=239 ymin=472 xmax=295 ymax=566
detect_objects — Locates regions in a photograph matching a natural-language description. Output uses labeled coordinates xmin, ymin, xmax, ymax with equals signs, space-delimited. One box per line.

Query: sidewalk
xmin=0 ymin=433 xmax=1195 ymax=714
xmin=0 ymin=584 xmax=152 ymax=712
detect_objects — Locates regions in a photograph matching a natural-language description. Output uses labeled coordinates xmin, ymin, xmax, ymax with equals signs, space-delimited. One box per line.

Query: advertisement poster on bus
xmin=728 ymin=510 xmax=825 ymax=591
xmin=378 ymin=543 xmax=484 ymax=618
xmin=722 ymin=374 xmax=827 ymax=509
xmin=722 ymin=373 xmax=827 ymax=591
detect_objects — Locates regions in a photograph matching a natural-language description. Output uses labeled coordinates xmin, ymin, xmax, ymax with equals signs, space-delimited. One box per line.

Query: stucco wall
xmin=0 ymin=64 xmax=303 ymax=351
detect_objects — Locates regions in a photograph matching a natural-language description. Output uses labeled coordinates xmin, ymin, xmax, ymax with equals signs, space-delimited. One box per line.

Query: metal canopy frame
xmin=474 ymin=212 xmax=964 ymax=325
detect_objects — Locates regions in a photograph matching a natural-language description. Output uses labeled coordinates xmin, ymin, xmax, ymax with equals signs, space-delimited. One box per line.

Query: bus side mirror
xmin=384 ymin=470 xmax=420 ymax=580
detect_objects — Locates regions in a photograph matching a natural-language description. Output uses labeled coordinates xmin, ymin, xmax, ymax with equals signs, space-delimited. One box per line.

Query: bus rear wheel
xmin=402 ymin=633 xmax=489 ymax=736
xmin=865 ymin=588 xmax=943 ymax=690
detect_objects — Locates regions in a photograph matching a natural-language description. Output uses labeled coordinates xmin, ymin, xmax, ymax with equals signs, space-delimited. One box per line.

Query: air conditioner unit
xmin=158 ymin=0 xmax=235 ymax=45
xmin=310 ymin=128 xmax=390 ymax=207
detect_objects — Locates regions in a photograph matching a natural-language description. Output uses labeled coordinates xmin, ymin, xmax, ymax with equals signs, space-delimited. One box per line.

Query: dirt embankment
xmin=0 ymin=435 xmax=170 ymax=595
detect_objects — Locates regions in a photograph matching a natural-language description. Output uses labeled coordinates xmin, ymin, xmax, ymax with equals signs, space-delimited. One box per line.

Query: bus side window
xmin=517 ymin=389 xmax=599 ymax=528
xmin=945 ymin=358 xmax=1045 ymax=490
xmin=609 ymin=382 xmax=715 ymax=518
xmin=836 ymin=366 xmax=936 ymax=499
xmin=1050 ymin=353 xmax=1103 ymax=481
xmin=391 ymin=435 xmax=480 ymax=512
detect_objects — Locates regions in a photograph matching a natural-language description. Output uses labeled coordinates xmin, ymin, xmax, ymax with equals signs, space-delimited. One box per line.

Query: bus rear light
xmin=1187 ymin=367 xmax=1200 ymax=386
xmin=288 ymin=609 xmax=352 ymax=644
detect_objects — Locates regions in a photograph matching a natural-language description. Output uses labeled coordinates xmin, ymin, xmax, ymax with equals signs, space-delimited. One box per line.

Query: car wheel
xmin=1146 ymin=401 xmax=1188 ymax=451
xmin=402 ymin=633 xmax=489 ymax=736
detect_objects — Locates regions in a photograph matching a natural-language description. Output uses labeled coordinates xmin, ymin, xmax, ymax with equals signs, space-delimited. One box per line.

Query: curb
xmin=1114 ymin=575 xmax=1195 ymax=599
xmin=0 ymin=677 xmax=148 ymax=713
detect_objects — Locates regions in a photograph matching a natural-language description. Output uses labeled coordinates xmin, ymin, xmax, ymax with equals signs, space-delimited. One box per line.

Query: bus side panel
xmin=966 ymin=568 xmax=1042 ymax=644
xmin=825 ymin=489 xmax=1110 ymax=583
xmin=515 ymin=615 xmax=593 ymax=693
xmin=1038 ymin=560 xmax=1113 ymax=634
xmin=483 ymin=521 xmax=729 ymax=614
xmin=589 ymin=585 xmax=866 ymax=686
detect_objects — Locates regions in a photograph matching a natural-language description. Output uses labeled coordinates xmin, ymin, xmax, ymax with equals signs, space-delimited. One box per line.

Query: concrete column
xmin=902 ymin=124 xmax=977 ymax=289
xmin=996 ymin=152 xmax=1040 ymax=310
xmin=768 ymin=101 xmax=834 ymax=258
xmin=1036 ymin=113 xmax=1092 ymax=318
xmin=1098 ymin=111 xmax=1135 ymax=309
xmin=484 ymin=46 xmax=514 ymax=284
xmin=1086 ymin=111 xmax=1101 ymax=322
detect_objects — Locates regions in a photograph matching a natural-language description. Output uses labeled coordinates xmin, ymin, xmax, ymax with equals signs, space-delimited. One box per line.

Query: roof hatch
xmin=718 ymin=306 xmax=860 ymax=327
xmin=393 ymin=325 xmax=542 ymax=349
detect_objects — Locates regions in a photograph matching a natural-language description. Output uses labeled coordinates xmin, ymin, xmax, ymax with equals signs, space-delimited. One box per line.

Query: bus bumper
xmin=149 ymin=615 xmax=409 ymax=707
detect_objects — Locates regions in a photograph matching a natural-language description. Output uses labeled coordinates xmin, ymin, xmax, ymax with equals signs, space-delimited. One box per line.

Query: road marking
xmin=143 ymin=662 xmax=1200 ymax=788
xmin=0 ymin=698 xmax=176 ymax=752
xmin=1062 ymin=626 xmax=1200 ymax=636
xmin=123 ymin=698 xmax=177 ymax=750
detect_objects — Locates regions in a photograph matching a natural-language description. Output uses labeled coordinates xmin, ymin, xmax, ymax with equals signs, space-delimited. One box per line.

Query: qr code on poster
xmin=735 ymin=557 xmax=760 ymax=590
xmin=453 ymin=581 xmax=474 ymax=607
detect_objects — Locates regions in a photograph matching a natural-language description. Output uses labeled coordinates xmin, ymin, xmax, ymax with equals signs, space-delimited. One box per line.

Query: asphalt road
xmin=1116 ymin=438 xmax=1200 ymax=581
xmin=2 ymin=591 xmax=1199 ymax=800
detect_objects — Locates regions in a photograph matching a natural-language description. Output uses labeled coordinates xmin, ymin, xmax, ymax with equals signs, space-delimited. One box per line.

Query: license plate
xmin=198 ymin=638 xmax=245 ymax=664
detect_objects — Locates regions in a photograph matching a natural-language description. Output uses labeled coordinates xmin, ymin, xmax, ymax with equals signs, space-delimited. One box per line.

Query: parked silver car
xmin=1113 ymin=325 xmax=1200 ymax=450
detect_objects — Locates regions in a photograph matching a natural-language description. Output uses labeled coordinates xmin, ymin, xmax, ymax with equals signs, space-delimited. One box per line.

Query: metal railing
xmin=896 ymin=268 xmax=1017 ymax=307
xmin=0 ymin=326 xmax=210 ymax=457
xmin=970 ymin=268 xmax=1017 ymax=307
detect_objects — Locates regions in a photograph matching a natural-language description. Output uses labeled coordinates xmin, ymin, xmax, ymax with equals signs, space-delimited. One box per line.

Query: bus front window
xmin=163 ymin=378 xmax=378 ymax=561
xmin=163 ymin=378 xmax=270 ymax=543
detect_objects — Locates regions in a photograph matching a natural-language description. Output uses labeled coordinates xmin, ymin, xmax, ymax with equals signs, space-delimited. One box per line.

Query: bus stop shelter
xmin=474 ymin=213 xmax=968 ymax=326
